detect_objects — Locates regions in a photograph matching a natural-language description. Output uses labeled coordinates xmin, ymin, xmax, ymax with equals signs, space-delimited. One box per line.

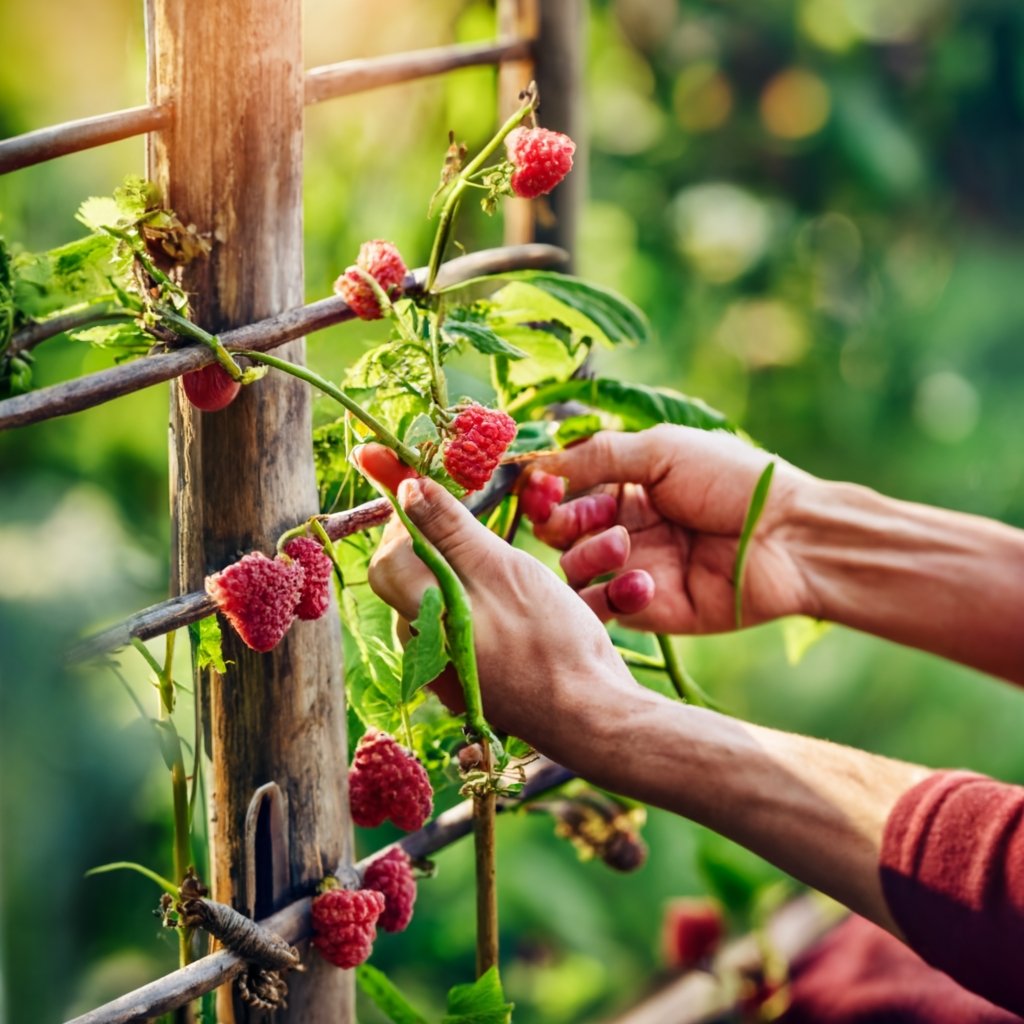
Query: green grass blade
xmin=733 ymin=462 xmax=775 ymax=630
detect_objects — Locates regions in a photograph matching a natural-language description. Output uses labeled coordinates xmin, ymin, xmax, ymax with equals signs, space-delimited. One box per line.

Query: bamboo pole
xmin=146 ymin=0 xmax=351 ymax=1019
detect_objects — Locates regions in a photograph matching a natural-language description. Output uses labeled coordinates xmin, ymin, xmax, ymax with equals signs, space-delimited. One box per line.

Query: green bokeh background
xmin=2 ymin=1 xmax=1023 ymax=1021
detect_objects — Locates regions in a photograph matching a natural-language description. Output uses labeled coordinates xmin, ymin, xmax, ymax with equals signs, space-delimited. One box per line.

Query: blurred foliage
xmin=2 ymin=1 xmax=1024 ymax=1022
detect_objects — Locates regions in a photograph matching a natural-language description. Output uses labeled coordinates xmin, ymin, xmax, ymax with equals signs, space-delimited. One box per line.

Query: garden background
xmin=1 ymin=0 xmax=1023 ymax=1021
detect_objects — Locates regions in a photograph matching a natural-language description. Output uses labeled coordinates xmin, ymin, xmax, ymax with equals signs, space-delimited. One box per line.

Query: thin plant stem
xmin=656 ymin=634 xmax=698 ymax=704
xmin=473 ymin=742 xmax=499 ymax=978
xmin=426 ymin=94 xmax=536 ymax=291
xmin=236 ymin=348 xmax=420 ymax=466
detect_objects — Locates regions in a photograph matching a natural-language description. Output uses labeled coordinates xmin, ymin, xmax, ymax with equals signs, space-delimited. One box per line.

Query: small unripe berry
xmin=661 ymin=898 xmax=724 ymax=971
xmin=181 ymin=364 xmax=241 ymax=412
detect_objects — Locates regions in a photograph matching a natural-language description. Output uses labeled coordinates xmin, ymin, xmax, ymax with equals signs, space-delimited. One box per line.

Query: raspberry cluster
xmin=362 ymin=847 xmax=417 ymax=933
xmin=310 ymin=885 xmax=386 ymax=969
xmin=442 ymin=404 xmax=518 ymax=492
xmin=283 ymin=536 xmax=334 ymax=621
xmin=333 ymin=240 xmax=408 ymax=321
xmin=205 ymin=552 xmax=305 ymax=653
xmin=205 ymin=537 xmax=334 ymax=652
xmin=505 ymin=126 xmax=576 ymax=199
xmin=519 ymin=469 xmax=566 ymax=524
xmin=348 ymin=729 xmax=434 ymax=832
xmin=181 ymin=363 xmax=241 ymax=412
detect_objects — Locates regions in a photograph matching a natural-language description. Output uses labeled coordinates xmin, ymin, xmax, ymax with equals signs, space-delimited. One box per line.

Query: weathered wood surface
xmin=147 ymin=0 xmax=350 ymax=1018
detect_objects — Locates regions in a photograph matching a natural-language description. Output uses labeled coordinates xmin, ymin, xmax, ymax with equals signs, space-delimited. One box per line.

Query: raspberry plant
xmin=0 ymin=81 xmax=772 ymax=1022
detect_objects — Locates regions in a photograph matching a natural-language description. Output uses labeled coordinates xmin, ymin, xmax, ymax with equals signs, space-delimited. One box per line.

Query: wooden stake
xmin=146 ymin=0 xmax=351 ymax=1019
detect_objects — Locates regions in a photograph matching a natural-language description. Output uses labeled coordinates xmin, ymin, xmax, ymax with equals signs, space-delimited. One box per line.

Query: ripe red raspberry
xmin=205 ymin=551 xmax=304 ymax=652
xmin=311 ymin=885 xmax=386 ymax=969
xmin=362 ymin=847 xmax=417 ymax=933
xmin=283 ymin=536 xmax=333 ymax=621
xmin=505 ymin=126 xmax=576 ymax=199
xmin=333 ymin=239 xmax=408 ymax=320
xmin=442 ymin=404 xmax=518 ymax=492
xmin=519 ymin=469 xmax=566 ymax=524
xmin=348 ymin=728 xmax=434 ymax=832
xmin=181 ymin=363 xmax=241 ymax=412
xmin=661 ymin=898 xmax=724 ymax=971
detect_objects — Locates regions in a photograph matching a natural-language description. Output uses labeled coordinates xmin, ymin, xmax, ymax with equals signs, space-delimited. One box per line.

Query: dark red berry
xmin=505 ymin=127 xmax=576 ymax=199
xmin=348 ymin=729 xmax=434 ymax=832
xmin=311 ymin=886 xmax=386 ymax=969
xmin=442 ymin=404 xmax=517 ymax=492
xmin=519 ymin=469 xmax=566 ymax=524
xmin=333 ymin=239 xmax=408 ymax=320
xmin=283 ymin=536 xmax=333 ymax=621
xmin=204 ymin=551 xmax=304 ymax=652
xmin=181 ymin=364 xmax=241 ymax=412
xmin=661 ymin=898 xmax=724 ymax=971
xmin=362 ymin=847 xmax=417 ymax=933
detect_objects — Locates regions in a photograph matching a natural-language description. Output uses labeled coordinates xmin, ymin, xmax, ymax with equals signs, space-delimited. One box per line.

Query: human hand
xmin=531 ymin=425 xmax=817 ymax=634
xmin=355 ymin=446 xmax=641 ymax=753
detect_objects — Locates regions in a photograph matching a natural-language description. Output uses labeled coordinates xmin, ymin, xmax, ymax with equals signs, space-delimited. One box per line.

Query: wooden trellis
xmin=1 ymin=2 xmax=582 ymax=1022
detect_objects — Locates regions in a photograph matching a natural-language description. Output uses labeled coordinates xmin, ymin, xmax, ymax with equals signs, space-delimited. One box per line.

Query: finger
xmin=396 ymin=476 xmax=505 ymax=575
xmin=532 ymin=493 xmax=619 ymax=550
xmin=538 ymin=428 xmax=677 ymax=494
xmin=352 ymin=442 xmax=417 ymax=493
xmin=560 ymin=526 xmax=630 ymax=589
xmin=368 ymin=527 xmax=436 ymax=621
xmin=577 ymin=569 xmax=656 ymax=622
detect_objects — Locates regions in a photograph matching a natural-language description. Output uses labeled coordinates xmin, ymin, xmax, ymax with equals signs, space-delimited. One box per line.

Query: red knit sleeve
xmin=880 ymin=770 xmax=1024 ymax=1016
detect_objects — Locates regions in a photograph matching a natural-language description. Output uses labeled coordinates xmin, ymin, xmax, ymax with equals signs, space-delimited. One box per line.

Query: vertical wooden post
xmin=498 ymin=0 xmax=585 ymax=267
xmin=146 ymin=2 xmax=353 ymax=1021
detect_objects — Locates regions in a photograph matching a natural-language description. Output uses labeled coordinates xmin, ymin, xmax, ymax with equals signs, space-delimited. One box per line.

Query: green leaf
xmin=85 ymin=861 xmax=178 ymax=895
xmin=443 ymin=314 xmax=528 ymax=360
xmin=442 ymin=269 xmax=651 ymax=346
xmin=781 ymin=616 xmax=833 ymax=665
xmin=696 ymin=836 xmax=779 ymax=918
xmin=342 ymin=341 xmax=433 ymax=439
xmin=555 ymin=414 xmax=603 ymax=447
xmin=400 ymin=587 xmax=450 ymax=703
xmin=356 ymin=965 xmax=430 ymax=1024
xmin=443 ymin=967 xmax=514 ymax=1024
xmin=192 ymin=615 xmax=227 ymax=674
xmin=403 ymin=412 xmax=440 ymax=447
xmin=511 ymin=378 xmax=734 ymax=433
xmin=733 ymin=462 xmax=775 ymax=630
xmin=337 ymin=535 xmax=404 ymax=733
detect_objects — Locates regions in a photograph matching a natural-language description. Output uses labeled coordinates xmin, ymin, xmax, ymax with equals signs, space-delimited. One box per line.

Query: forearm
xmin=540 ymin=681 xmax=929 ymax=933
xmin=784 ymin=480 xmax=1024 ymax=684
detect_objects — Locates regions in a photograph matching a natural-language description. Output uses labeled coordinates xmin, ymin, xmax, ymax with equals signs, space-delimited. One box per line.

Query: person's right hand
xmin=531 ymin=425 xmax=819 ymax=635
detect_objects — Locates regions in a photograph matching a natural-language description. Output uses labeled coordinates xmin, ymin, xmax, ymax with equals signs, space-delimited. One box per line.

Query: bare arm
xmin=787 ymin=478 xmax=1024 ymax=684
xmin=362 ymin=466 xmax=931 ymax=935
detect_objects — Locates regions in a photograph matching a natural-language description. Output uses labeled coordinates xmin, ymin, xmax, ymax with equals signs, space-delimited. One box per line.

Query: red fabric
xmin=781 ymin=914 xmax=1021 ymax=1023
xmin=878 ymin=770 xmax=1024 ymax=1016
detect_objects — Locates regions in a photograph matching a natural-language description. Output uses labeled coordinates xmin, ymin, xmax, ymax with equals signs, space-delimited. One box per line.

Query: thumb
xmin=397 ymin=476 xmax=503 ymax=576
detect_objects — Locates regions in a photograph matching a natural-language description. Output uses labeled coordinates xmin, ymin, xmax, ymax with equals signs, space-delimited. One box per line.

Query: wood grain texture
xmin=146 ymin=0 xmax=352 ymax=1018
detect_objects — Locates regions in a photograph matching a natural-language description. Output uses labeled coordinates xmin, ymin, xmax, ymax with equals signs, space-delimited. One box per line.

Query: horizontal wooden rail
xmin=64 ymin=759 xmax=575 ymax=1024
xmin=72 ymin=460 xmax=522 ymax=660
xmin=304 ymin=38 xmax=532 ymax=105
xmin=0 ymin=105 xmax=171 ymax=175
xmin=0 ymin=38 xmax=531 ymax=174
xmin=0 ymin=243 xmax=568 ymax=432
